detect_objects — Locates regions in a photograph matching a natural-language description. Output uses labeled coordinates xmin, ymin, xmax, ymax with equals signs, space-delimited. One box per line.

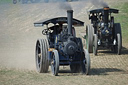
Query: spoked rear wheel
xmin=35 ymin=39 xmax=49 ymax=73
xmin=51 ymin=50 xmax=59 ymax=76
xmin=86 ymin=25 xmax=94 ymax=53
xmin=82 ymin=49 xmax=90 ymax=75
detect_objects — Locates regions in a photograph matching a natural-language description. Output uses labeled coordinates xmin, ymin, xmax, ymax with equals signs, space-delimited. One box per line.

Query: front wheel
xmin=82 ymin=49 xmax=90 ymax=75
xmin=114 ymin=33 xmax=122 ymax=55
xmin=93 ymin=34 xmax=98 ymax=55
xmin=51 ymin=50 xmax=59 ymax=76
xmin=114 ymin=23 xmax=122 ymax=55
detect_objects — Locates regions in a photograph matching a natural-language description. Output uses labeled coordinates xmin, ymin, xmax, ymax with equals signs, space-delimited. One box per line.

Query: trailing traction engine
xmin=34 ymin=10 xmax=90 ymax=76
xmin=85 ymin=7 xmax=122 ymax=55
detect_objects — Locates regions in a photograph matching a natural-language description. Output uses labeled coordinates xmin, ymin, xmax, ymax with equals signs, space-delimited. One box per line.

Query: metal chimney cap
xmin=67 ymin=10 xmax=73 ymax=12
xmin=104 ymin=7 xmax=109 ymax=10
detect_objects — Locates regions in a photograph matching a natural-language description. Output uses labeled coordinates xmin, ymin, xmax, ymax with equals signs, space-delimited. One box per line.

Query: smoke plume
xmin=42 ymin=0 xmax=108 ymax=10
xmin=90 ymin=0 xmax=108 ymax=8
xmin=59 ymin=2 xmax=72 ymax=10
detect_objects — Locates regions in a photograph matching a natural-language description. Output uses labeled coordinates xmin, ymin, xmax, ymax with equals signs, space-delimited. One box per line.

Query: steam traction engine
xmin=34 ymin=10 xmax=90 ymax=76
xmin=86 ymin=7 xmax=122 ymax=55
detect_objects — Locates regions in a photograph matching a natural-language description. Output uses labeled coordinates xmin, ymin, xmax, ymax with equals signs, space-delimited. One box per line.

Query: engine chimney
xmin=67 ymin=10 xmax=73 ymax=35
xmin=104 ymin=7 xmax=109 ymax=25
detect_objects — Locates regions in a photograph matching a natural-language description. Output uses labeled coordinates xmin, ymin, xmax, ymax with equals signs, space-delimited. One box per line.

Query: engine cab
xmin=34 ymin=12 xmax=84 ymax=65
xmin=88 ymin=7 xmax=119 ymax=47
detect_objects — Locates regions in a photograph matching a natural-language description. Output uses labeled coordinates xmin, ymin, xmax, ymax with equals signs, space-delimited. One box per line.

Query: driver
xmin=89 ymin=13 xmax=98 ymax=24
xmin=58 ymin=23 xmax=63 ymax=34
xmin=47 ymin=23 xmax=63 ymax=34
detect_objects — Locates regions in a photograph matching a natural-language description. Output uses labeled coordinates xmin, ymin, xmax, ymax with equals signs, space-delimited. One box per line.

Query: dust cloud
xmin=0 ymin=2 xmax=87 ymax=70
xmin=90 ymin=0 xmax=108 ymax=7
xmin=0 ymin=0 xmax=108 ymax=71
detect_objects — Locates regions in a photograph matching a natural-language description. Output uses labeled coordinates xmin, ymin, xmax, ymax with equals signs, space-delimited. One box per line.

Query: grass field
xmin=112 ymin=2 xmax=128 ymax=42
xmin=0 ymin=0 xmax=12 ymax=3
xmin=0 ymin=67 xmax=128 ymax=85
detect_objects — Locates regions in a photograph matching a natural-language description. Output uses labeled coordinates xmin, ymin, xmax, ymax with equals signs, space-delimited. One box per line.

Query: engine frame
xmin=86 ymin=7 xmax=122 ymax=55
xmin=34 ymin=15 xmax=86 ymax=65
xmin=88 ymin=7 xmax=119 ymax=47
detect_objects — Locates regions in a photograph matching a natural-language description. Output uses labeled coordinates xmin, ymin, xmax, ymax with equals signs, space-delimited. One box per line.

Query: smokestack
xmin=67 ymin=10 xmax=73 ymax=35
xmin=104 ymin=7 xmax=109 ymax=25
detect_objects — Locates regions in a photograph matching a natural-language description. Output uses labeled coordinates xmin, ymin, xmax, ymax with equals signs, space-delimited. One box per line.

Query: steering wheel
xmin=61 ymin=34 xmax=69 ymax=42
xmin=42 ymin=29 xmax=51 ymax=35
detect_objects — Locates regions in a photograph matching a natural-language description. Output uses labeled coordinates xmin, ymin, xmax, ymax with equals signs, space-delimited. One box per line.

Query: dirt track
xmin=0 ymin=1 xmax=128 ymax=85
xmin=0 ymin=1 xmax=93 ymax=70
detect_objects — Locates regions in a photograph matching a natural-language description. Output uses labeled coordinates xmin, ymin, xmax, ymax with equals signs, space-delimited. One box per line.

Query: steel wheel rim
xmin=51 ymin=54 xmax=56 ymax=75
xmin=36 ymin=41 xmax=42 ymax=71
xmin=83 ymin=49 xmax=90 ymax=75
xmin=86 ymin=28 xmax=89 ymax=50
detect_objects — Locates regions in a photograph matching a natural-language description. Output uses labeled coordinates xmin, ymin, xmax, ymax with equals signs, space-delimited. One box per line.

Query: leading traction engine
xmin=34 ymin=10 xmax=90 ymax=76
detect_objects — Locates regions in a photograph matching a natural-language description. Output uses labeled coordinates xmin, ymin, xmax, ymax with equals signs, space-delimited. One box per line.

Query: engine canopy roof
xmin=89 ymin=8 xmax=119 ymax=14
xmin=34 ymin=17 xmax=84 ymax=27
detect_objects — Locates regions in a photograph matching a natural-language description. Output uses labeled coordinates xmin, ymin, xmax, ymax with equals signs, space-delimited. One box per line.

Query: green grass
xmin=112 ymin=2 xmax=128 ymax=42
xmin=0 ymin=0 xmax=12 ymax=3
